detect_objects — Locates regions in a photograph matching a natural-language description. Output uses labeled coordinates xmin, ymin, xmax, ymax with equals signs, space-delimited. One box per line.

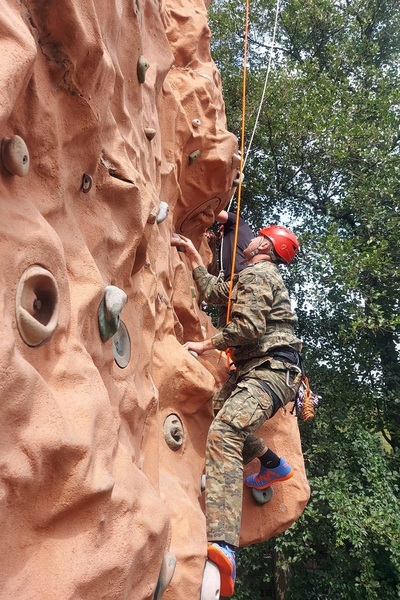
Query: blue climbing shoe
xmin=245 ymin=458 xmax=294 ymax=490
xmin=207 ymin=542 xmax=236 ymax=597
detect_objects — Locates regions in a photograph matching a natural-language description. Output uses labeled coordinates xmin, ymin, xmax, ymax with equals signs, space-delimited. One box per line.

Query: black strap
xmin=254 ymin=379 xmax=283 ymax=417
xmin=269 ymin=345 xmax=304 ymax=374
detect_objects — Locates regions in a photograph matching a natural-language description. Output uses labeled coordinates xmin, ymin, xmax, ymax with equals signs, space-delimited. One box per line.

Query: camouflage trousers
xmin=205 ymin=360 xmax=300 ymax=547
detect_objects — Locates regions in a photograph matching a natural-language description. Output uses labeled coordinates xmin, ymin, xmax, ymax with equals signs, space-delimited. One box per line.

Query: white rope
xmin=243 ymin=0 xmax=280 ymax=170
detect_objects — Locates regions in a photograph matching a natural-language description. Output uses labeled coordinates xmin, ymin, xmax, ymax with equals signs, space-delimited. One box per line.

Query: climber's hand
xmin=183 ymin=339 xmax=215 ymax=355
xmin=171 ymin=234 xmax=203 ymax=268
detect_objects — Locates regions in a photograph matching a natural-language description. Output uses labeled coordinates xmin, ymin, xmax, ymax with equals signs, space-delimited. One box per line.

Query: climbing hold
xmin=172 ymin=233 xmax=185 ymax=253
xmin=231 ymin=153 xmax=241 ymax=170
xmin=112 ymin=320 xmax=131 ymax=368
xmin=201 ymin=473 xmax=206 ymax=492
xmin=163 ymin=414 xmax=184 ymax=451
xmin=156 ymin=201 xmax=169 ymax=224
xmin=15 ymin=265 xmax=60 ymax=347
xmin=232 ymin=172 xmax=244 ymax=188
xmin=154 ymin=553 xmax=177 ymax=600
xmin=145 ymin=128 xmax=157 ymax=140
xmin=200 ymin=560 xmax=220 ymax=600
xmin=251 ymin=486 xmax=274 ymax=505
xmin=81 ymin=173 xmax=93 ymax=193
xmin=192 ymin=118 xmax=202 ymax=128
xmin=98 ymin=285 xmax=128 ymax=342
xmin=137 ymin=55 xmax=150 ymax=83
xmin=2 ymin=135 xmax=30 ymax=177
xmin=189 ymin=150 xmax=200 ymax=165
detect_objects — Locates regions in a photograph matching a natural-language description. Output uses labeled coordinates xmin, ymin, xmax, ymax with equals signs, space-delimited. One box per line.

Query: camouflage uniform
xmin=193 ymin=262 xmax=302 ymax=547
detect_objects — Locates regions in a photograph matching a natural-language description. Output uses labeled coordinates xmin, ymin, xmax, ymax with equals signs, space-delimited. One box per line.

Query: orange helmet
xmin=258 ymin=225 xmax=299 ymax=265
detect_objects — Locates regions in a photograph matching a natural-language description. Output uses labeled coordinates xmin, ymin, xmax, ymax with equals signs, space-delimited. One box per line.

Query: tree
xmin=209 ymin=0 xmax=400 ymax=597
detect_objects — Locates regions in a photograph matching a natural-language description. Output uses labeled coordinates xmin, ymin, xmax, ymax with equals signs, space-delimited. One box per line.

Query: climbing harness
xmin=268 ymin=346 xmax=319 ymax=420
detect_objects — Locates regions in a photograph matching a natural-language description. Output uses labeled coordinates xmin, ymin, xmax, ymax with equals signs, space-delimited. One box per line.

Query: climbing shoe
xmin=245 ymin=457 xmax=294 ymax=490
xmin=207 ymin=542 xmax=236 ymax=597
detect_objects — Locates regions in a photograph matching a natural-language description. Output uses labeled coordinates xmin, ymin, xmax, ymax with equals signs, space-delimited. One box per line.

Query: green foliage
xmin=209 ymin=0 xmax=400 ymax=597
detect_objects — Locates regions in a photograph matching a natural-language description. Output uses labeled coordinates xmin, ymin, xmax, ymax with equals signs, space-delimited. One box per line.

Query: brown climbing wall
xmin=0 ymin=1 xmax=309 ymax=599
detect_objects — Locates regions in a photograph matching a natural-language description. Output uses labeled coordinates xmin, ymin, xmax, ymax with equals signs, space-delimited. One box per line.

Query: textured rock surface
xmin=0 ymin=1 xmax=310 ymax=598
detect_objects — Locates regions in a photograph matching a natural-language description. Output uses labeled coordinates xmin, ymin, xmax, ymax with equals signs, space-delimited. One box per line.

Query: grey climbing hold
xmin=15 ymin=265 xmax=60 ymax=347
xmin=189 ymin=150 xmax=200 ymax=165
xmin=145 ymin=128 xmax=157 ymax=140
xmin=251 ymin=486 xmax=274 ymax=505
xmin=163 ymin=414 xmax=184 ymax=451
xmin=172 ymin=233 xmax=185 ymax=253
xmin=112 ymin=320 xmax=131 ymax=368
xmin=156 ymin=201 xmax=169 ymax=224
xmin=200 ymin=560 xmax=220 ymax=600
xmin=137 ymin=55 xmax=150 ymax=83
xmin=2 ymin=135 xmax=30 ymax=176
xmin=154 ymin=553 xmax=176 ymax=600
xmin=98 ymin=285 xmax=128 ymax=342
xmin=82 ymin=173 xmax=93 ymax=193
xmin=192 ymin=118 xmax=202 ymax=128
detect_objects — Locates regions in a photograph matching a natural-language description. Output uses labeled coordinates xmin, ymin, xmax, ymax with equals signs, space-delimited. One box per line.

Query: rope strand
xmin=226 ymin=0 xmax=250 ymax=324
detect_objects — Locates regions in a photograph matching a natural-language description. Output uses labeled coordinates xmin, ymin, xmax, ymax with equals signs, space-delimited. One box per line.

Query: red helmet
xmin=258 ymin=225 xmax=299 ymax=265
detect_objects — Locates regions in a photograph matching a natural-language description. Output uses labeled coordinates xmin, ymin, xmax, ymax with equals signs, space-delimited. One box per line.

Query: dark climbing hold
xmin=189 ymin=150 xmax=200 ymax=165
xmin=2 ymin=135 xmax=30 ymax=176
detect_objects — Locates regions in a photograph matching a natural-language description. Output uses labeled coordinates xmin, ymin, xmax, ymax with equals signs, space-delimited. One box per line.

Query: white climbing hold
xmin=192 ymin=118 xmax=202 ymax=128
xmin=156 ymin=201 xmax=169 ymax=224
xmin=2 ymin=135 xmax=30 ymax=176
xmin=201 ymin=473 xmax=206 ymax=492
xmin=200 ymin=560 xmax=221 ymax=600
xmin=15 ymin=265 xmax=60 ymax=347
xmin=104 ymin=285 xmax=127 ymax=319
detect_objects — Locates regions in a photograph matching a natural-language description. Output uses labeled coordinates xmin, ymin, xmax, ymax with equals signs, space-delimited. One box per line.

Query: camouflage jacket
xmin=193 ymin=261 xmax=302 ymax=372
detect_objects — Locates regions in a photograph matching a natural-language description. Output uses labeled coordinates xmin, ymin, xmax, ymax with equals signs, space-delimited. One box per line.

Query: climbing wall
xmin=0 ymin=1 xmax=309 ymax=599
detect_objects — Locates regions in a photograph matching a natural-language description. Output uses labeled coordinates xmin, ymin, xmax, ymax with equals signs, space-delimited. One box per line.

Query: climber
xmin=205 ymin=210 xmax=254 ymax=280
xmin=171 ymin=225 xmax=302 ymax=597
xmin=216 ymin=210 xmax=255 ymax=280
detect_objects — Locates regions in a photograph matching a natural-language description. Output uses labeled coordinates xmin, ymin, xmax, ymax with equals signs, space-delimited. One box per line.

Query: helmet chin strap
xmin=246 ymin=239 xmax=275 ymax=262
xmin=246 ymin=248 xmax=261 ymax=259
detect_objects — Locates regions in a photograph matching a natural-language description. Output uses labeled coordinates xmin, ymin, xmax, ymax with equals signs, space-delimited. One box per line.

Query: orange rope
xmin=225 ymin=0 xmax=250 ymax=325
xmin=301 ymin=376 xmax=316 ymax=421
